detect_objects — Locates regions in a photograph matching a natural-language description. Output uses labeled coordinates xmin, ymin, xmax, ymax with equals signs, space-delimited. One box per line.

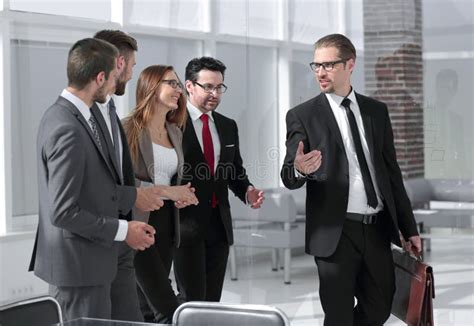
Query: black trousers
xmin=173 ymin=207 xmax=229 ymax=302
xmin=134 ymin=201 xmax=178 ymax=323
xmin=314 ymin=212 xmax=395 ymax=326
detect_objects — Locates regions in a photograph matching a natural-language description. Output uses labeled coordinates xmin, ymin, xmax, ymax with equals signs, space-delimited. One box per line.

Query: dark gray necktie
xmin=109 ymin=98 xmax=123 ymax=182
xmin=341 ymin=98 xmax=378 ymax=209
xmin=88 ymin=114 xmax=102 ymax=151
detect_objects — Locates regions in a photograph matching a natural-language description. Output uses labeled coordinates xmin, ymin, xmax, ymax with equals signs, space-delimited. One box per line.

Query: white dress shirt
xmin=187 ymin=102 xmax=253 ymax=205
xmin=152 ymin=143 xmax=178 ymax=188
xmin=60 ymin=89 xmax=128 ymax=241
xmin=325 ymin=90 xmax=383 ymax=214
xmin=187 ymin=101 xmax=221 ymax=173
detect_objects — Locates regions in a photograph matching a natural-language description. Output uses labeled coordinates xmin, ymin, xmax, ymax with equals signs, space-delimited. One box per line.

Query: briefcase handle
xmin=392 ymin=245 xmax=423 ymax=262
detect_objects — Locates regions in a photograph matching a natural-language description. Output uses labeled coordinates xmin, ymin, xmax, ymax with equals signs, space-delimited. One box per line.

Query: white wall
xmin=0 ymin=233 xmax=48 ymax=304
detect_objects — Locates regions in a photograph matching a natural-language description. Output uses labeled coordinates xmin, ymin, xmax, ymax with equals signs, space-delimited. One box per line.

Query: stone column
xmin=363 ymin=0 xmax=424 ymax=178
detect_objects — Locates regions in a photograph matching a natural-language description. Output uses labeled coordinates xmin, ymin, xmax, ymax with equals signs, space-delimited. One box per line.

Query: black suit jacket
xmin=281 ymin=92 xmax=419 ymax=258
xmin=180 ymin=110 xmax=251 ymax=246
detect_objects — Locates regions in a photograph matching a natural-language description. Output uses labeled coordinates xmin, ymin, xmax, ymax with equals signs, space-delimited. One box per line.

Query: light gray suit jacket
xmin=31 ymin=96 xmax=136 ymax=287
xmin=125 ymin=121 xmax=184 ymax=247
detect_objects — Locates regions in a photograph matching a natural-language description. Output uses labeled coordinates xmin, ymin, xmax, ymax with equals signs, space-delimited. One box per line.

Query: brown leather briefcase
xmin=391 ymin=247 xmax=435 ymax=326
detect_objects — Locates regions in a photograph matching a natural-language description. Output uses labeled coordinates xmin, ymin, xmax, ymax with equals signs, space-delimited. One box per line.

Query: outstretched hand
xmin=294 ymin=141 xmax=322 ymax=175
xmin=247 ymin=186 xmax=265 ymax=209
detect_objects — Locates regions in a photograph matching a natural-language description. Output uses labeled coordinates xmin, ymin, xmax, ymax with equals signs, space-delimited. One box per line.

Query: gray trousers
xmin=51 ymin=242 xmax=143 ymax=322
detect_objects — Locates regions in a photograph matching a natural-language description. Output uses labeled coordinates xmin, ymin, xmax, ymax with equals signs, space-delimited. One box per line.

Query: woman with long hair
xmin=123 ymin=65 xmax=197 ymax=323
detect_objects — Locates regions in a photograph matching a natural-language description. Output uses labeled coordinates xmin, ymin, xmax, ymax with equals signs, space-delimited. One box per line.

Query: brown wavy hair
xmin=124 ymin=65 xmax=187 ymax=163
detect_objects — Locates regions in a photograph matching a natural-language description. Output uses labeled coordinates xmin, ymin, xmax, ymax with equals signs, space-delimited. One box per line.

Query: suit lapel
xmin=60 ymin=98 xmax=117 ymax=178
xmin=317 ymin=94 xmax=345 ymax=152
xmin=118 ymin=121 xmax=134 ymax=187
xmin=90 ymin=104 xmax=122 ymax=181
xmin=211 ymin=112 xmax=226 ymax=164
xmin=184 ymin=115 xmax=207 ymax=164
xmin=138 ymin=128 xmax=155 ymax=182
xmin=355 ymin=93 xmax=376 ymax=163
xmin=166 ymin=122 xmax=184 ymax=184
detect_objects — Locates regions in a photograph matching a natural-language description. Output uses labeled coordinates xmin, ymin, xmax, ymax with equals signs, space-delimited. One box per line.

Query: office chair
xmin=0 ymin=296 xmax=63 ymax=326
xmin=173 ymin=301 xmax=290 ymax=326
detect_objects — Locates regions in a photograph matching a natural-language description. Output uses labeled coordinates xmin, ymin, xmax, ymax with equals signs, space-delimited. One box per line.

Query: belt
xmin=346 ymin=212 xmax=378 ymax=225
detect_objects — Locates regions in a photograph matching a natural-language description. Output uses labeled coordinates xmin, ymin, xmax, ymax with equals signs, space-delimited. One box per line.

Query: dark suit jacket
xmin=281 ymin=92 xmax=419 ymax=258
xmin=30 ymin=97 xmax=136 ymax=286
xmin=180 ymin=110 xmax=251 ymax=246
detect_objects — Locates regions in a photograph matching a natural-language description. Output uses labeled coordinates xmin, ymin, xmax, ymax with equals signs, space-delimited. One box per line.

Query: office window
xmin=124 ymin=0 xmax=205 ymax=31
xmin=126 ymin=35 xmax=201 ymax=112
xmin=345 ymin=0 xmax=364 ymax=50
xmin=423 ymin=0 xmax=472 ymax=53
xmin=290 ymin=50 xmax=317 ymax=108
xmin=423 ymin=0 xmax=474 ymax=178
xmin=10 ymin=40 xmax=69 ymax=220
xmin=216 ymin=0 xmax=279 ymax=40
xmin=290 ymin=0 xmax=338 ymax=44
xmin=216 ymin=43 xmax=279 ymax=188
xmin=9 ymin=0 xmax=111 ymax=21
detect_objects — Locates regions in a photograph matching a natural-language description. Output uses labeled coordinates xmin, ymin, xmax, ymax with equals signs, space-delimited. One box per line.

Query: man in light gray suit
xmin=29 ymin=38 xmax=165 ymax=321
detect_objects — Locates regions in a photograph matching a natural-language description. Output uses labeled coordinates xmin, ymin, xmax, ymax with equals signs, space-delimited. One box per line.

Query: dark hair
xmin=124 ymin=65 xmax=187 ymax=163
xmin=185 ymin=56 xmax=226 ymax=82
xmin=94 ymin=30 xmax=138 ymax=59
xmin=314 ymin=34 xmax=356 ymax=60
xmin=67 ymin=38 xmax=118 ymax=90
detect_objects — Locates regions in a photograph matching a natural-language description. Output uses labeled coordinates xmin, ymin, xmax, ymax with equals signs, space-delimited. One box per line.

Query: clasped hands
xmin=135 ymin=182 xmax=198 ymax=212
xmin=128 ymin=183 xmax=198 ymax=251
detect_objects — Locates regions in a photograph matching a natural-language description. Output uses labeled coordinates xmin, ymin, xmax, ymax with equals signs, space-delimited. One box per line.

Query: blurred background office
xmin=0 ymin=0 xmax=472 ymax=325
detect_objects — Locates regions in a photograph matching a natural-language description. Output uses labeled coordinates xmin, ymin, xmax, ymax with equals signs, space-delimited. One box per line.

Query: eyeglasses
xmin=309 ymin=59 xmax=348 ymax=72
xmin=193 ymin=81 xmax=227 ymax=94
xmin=162 ymin=79 xmax=184 ymax=90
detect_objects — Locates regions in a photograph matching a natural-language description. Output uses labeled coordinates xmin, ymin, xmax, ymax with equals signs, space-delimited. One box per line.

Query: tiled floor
xmin=218 ymin=236 xmax=474 ymax=325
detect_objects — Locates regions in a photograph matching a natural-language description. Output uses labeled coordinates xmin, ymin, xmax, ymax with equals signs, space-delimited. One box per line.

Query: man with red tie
xmin=174 ymin=57 xmax=265 ymax=302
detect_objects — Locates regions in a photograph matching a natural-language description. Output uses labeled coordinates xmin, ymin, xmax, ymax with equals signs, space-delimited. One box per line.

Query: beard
xmin=93 ymin=84 xmax=108 ymax=103
xmin=114 ymin=67 xmax=129 ymax=96
xmin=115 ymin=79 xmax=126 ymax=96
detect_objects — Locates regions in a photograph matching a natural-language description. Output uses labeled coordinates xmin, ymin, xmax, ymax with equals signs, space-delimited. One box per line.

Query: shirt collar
xmin=60 ymin=88 xmax=91 ymax=120
xmin=187 ymin=101 xmax=214 ymax=122
xmin=325 ymin=87 xmax=357 ymax=107
xmin=95 ymin=95 xmax=112 ymax=115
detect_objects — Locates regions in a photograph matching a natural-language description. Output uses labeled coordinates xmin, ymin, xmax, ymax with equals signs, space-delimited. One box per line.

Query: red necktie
xmin=200 ymin=114 xmax=218 ymax=208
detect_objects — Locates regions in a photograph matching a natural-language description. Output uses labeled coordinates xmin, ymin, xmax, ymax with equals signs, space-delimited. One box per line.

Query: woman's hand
xmin=164 ymin=183 xmax=199 ymax=207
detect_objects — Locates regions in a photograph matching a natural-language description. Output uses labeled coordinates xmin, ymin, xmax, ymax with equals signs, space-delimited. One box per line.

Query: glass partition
xmin=0 ymin=1 xmax=472 ymax=324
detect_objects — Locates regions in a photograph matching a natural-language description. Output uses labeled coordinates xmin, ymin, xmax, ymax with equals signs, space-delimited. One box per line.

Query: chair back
xmin=0 ymin=296 xmax=63 ymax=326
xmin=173 ymin=301 xmax=290 ymax=326
xmin=230 ymin=193 xmax=297 ymax=223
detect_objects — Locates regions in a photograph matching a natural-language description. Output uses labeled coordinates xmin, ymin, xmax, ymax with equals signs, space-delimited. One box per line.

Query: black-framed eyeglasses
xmin=309 ymin=59 xmax=348 ymax=72
xmin=162 ymin=79 xmax=184 ymax=90
xmin=193 ymin=81 xmax=227 ymax=94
